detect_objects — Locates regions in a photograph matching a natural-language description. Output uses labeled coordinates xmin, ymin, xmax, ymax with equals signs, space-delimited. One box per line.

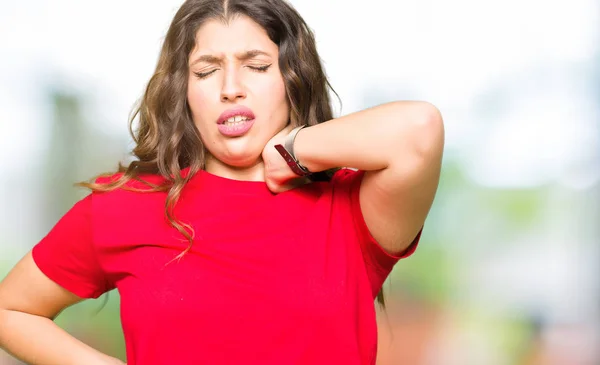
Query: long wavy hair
xmin=79 ymin=0 xmax=385 ymax=305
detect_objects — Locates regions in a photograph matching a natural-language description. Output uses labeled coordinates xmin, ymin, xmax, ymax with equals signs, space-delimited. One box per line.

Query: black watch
xmin=274 ymin=125 xmax=312 ymax=176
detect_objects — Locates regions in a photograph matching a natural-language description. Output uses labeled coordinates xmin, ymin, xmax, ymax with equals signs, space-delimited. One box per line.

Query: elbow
xmin=386 ymin=101 xmax=444 ymax=173
xmin=395 ymin=100 xmax=445 ymax=157
xmin=417 ymin=102 xmax=444 ymax=155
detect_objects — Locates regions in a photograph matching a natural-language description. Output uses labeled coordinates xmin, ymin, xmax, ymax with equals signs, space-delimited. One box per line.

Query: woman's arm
xmin=294 ymin=101 xmax=444 ymax=254
xmin=0 ymin=252 xmax=125 ymax=365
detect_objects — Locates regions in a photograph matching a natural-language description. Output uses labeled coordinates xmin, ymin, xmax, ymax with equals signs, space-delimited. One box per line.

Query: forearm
xmin=0 ymin=309 xmax=120 ymax=365
xmin=294 ymin=101 xmax=441 ymax=172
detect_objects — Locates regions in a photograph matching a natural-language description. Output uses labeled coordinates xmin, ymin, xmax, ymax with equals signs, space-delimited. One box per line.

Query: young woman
xmin=0 ymin=0 xmax=444 ymax=364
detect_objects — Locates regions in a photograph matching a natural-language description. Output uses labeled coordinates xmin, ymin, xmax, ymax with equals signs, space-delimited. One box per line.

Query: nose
xmin=220 ymin=69 xmax=246 ymax=102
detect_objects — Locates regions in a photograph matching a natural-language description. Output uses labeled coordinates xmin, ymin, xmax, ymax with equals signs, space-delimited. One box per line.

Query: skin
xmin=188 ymin=15 xmax=290 ymax=182
xmin=0 ymin=13 xmax=444 ymax=365
xmin=186 ymin=16 xmax=444 ymax=257
xmin=0 ymin=251 xmax=126 ymax=365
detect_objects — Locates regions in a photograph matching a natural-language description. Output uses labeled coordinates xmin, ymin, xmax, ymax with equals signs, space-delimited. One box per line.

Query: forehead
xmin=191 ymin=15 xmax=278 ymax=57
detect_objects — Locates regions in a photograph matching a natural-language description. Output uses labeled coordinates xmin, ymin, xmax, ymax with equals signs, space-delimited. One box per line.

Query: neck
xmin=204 ymin=156 xmax=265 ymax=182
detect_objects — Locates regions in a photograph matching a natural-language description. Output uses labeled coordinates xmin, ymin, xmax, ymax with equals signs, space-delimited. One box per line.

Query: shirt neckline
xmin=184 ymin=167 xmax=274 ymax=197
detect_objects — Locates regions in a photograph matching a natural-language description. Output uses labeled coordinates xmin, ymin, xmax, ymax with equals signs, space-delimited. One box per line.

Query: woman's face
xmin=187 ymin=15 xmax=289 ymax=173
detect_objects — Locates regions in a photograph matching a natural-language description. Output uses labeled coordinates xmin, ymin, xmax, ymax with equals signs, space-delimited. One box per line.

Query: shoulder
xmin=90 ymin=172 xmax=169 ymax=214
xmin=94 ymin=172 xmax=169 ymax=190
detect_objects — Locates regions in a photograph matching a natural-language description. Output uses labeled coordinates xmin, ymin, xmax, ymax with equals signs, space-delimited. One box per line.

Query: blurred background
xmin=1 ymin=0 xmax=598 ymax=364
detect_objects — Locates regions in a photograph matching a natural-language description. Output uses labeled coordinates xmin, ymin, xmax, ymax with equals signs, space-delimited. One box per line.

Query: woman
xmin=0 ymin=0 xmax=444 ymax=364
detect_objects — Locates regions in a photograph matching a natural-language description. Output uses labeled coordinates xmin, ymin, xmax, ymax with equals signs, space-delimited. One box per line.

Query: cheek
xmin=259 ymin=74 xmax=289 ymax=121
xmin=187 ymin=85 xmax=213 ymax=127
xmin=272 ymin=75 xmax=288 ymax=106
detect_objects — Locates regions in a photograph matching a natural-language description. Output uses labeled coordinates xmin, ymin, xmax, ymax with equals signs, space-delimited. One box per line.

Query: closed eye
xmin=247 ymin=64 xmax=271 ymax=72
xmin=194 ymin=69 xmax=217 ymax=79
xmin=193 ymin=64 xmax=272 ymax=79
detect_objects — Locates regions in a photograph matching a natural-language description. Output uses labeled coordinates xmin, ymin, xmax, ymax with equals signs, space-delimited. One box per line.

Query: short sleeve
xmin=31 ymin=195 xmax=112 ymax=299
xmin=332 ymin=169 xmax=421 ymax=287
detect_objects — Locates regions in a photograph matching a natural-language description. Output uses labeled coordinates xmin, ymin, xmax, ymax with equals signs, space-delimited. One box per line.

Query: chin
xmin=218 ymin=150 xmax=262 ymax=168
xmin=219 ymin=139 xmax=263 ymax=164
xmin=225 ymin=157 xmax=261 ymax=168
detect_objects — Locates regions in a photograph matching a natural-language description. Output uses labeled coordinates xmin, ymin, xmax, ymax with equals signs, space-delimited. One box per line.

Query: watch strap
xmin=274 ymin=125 xmax=312 ymax=176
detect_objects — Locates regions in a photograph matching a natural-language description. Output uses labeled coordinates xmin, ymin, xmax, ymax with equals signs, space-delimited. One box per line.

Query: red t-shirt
xmin=32 ymin=168 xmax=419 ymax=365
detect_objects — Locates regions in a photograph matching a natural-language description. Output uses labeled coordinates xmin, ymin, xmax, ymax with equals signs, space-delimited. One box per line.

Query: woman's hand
xmin=262 ymin=125 xmax=311 ymax=193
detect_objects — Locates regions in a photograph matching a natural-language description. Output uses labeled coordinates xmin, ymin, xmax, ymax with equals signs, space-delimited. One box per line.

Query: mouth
xmin=217 ymin=107 xmax=256 ymax=125
xmin=216 ymin=107 xmax=256 ymax=137
xmin=220 ymin=115 xmax=253 ymax=126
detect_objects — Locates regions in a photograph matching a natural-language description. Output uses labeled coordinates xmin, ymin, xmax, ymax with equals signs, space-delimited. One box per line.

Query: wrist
xmin=274 ymin=125 xmax=313 ymax=176
xmin=292 ymin=125 xmax=330 ymax=173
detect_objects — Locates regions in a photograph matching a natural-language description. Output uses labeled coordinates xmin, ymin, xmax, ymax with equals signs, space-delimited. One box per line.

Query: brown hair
xmin=80 ymin=0 xmax=385 ymax=305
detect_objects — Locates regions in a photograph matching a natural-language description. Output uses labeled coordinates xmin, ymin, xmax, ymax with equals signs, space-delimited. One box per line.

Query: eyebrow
xmin=190 ymin=49 xmax=272 ymax=66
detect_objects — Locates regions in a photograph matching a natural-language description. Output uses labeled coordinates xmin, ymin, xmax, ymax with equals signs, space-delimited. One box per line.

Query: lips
xmin=217 ymin=106 xmax=255 ymax=125
xmin=216 ymin=106 xmax=256 ymax=137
